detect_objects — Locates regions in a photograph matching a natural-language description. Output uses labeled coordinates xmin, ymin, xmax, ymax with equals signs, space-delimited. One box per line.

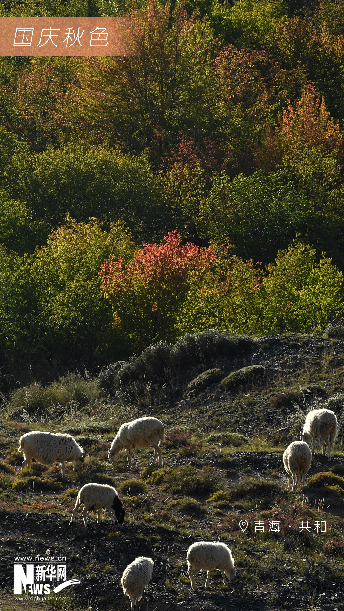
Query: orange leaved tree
xmin=100 ymin=231 xmax=216 ymax=350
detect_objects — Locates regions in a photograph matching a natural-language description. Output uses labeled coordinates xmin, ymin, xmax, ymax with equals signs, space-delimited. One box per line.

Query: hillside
xmin=1 ymin=331 xmax=344 ymax=610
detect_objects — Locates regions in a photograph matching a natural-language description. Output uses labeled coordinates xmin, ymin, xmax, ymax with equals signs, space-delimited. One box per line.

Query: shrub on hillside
xmin=98 ymin=330 xmax=255 ymax=401
xmin=324 ymin=323 xmax=344 ymax=339
xmin=207 ymin=431 xmax=248 ymax=446
xmin=172 ymin=329 xmax=254 ymax=371
xmin=307 ymin=472 xmax=344 ymax=489
xmin=185 ymin=368 xmax=223 ymax=396
xmin=7 ymin=373 xmax=101 ymax=420
xmin=221 ymin=364 xmax=266 ymax=389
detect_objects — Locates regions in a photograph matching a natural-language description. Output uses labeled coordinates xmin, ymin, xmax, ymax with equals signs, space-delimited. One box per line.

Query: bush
xmin=171 ymin=329 xmax=255 ymax=372
xmin=118 ymin=479 xmax=147 ymax=495
xmin=170 ymin=496 xmax=206 ymax=515
xmin=164 ymin=429 xmax=194 ymax=449
xmin=307 ymin=472 xmax=344 ymax=489
xmin=221 ymin=365 xmax=266 ymax=389
xmin=97 ymin=361 xmax=127 ymax=396
xmin=185 ymin=368 xmax=223 ymax=396
xmin=206 ymin=490 xmax=231 ymax=504
xmin=99 ymin=330 xmax=255 ymax=403
xmin=207 ymin=432 xmax=248 ymax=447
xmin=324 ymin=323 xmax=344 ymax=339
xmin=258 ymin=242 xmax=344 ymax=334
xmin=163 ymin=464 xmax=218 ymax=496
xmin=0 ymin=461 xmax=15 ymax=474
xmin=201 ymin=170 xmax=308 ymax=264
xmin=30 ymin=217 xmax=135 ymax=370
xmin=0 ymin=190 xmax=46 ymax=255
xmin=141 ymin=467 xmax=165 ymax=484
xmin=326 ymin=393 xmax=344 ymax=415
xmin=12 ymin=476 xmax=63 ymax=491
xmin=228 ymin=476 xmax=279 ymax=500
xmin=7 ymin=373 xmax=101 ymax=420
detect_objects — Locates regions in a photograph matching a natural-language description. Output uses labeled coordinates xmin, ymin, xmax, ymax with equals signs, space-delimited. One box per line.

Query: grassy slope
xmin=0 ymin=334 xmax=344 ymax=610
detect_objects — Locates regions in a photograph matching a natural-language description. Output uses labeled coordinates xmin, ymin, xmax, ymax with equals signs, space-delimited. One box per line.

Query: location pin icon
xmin=239 ymin=520 xmax=248 ymax=533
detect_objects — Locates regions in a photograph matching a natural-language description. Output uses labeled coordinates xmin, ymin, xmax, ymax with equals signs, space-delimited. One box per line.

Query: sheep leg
xmin=221 ymin=570 xmax=227 ymax=585
xmin=97 ymin=510 xmax=101 ymax=523
xmin=205 ymin=571 xmax=211 ymax=588
xmin=295 ymin=474 xmax=301 ymax=491
xmin=152 ymin=445 xmax=162 ymax=466
xmin=82 ymin=506 xmax=88 ymax=527
xmin=157 ymin=445 xmax=162 ymax=467
xmin=188 ymin=567 xmax=196 ymax=590
xmin=327 ymin=436 xmax=332 ymax=459
xmin=126 ymin=448 xmax=132 ymax=470
xmin=60 ymin=461 xmax=66 ymax=479
xmin=21 ymin=456 xmax=32 ymax=470
xmin=69 ymin=498 xmax=81 ymax=524
xmin=288 ymin=473 xmax=292 ymax=491
xmin=312 ymin=437 xmax=315 ymax=455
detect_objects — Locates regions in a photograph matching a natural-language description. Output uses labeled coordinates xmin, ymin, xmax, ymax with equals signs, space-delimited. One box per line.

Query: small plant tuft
xmin=118 ymin=479 xmax=147 ymax=495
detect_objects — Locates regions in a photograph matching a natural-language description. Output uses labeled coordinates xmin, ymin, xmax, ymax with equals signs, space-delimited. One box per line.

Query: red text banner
xmin=0 ymin=17 xmax=133 ymax=56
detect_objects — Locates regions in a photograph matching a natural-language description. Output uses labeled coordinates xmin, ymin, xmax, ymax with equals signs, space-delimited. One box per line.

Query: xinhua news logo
xmin=13 ymin=556 xmax=80 ymax=596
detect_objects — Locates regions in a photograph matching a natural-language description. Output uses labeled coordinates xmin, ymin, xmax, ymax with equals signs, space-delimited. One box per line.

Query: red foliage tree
xmin=257 ymin=82 xmax=343 ymax=178
xmin=100 ymin=231 xmax=216 ymax=349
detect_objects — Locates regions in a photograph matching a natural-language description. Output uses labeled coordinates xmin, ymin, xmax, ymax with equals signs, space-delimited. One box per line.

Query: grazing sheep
xmin=186 ymin=541 xmax=235 ymax=590
xmin=69 ymin=483 xmax=125 ymax=526
xmin=283 ymin=441 xmax=312 ymax=492
xmin=18 ymin=431 xmax=85 ymax=479
xmin=121 ymin=556 xmax=154 ymax=610
xmin=108 ymin=417 xmax=165 ymax=469
xmin=301 ymin=408 xmax=338 ymax=459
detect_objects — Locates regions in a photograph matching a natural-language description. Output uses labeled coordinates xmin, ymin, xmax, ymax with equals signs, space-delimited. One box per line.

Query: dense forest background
xmin=1 ymin=0 xmax=344 ymax=383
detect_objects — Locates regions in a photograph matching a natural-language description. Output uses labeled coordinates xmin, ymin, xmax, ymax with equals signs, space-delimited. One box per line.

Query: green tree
xmin=31 ymin=217 xmax=136 ymax=368
xmin=13 ymin=58 xmax=80 ymax=152
xmin=0 ymin=247 xmax=38 ymax=373
xmin=0 ymin=190 xmax=46 ymax=254
xmin=176 ymin=250 xmax=262 ymax=337
xmin=259 ymin=242 xmax=344 ymax=333
xmin=177 ymin=242 xmax=344 ymax=337
xmin=212 ymin=45 xmax=306 ymax=174
xmin=68 ymin=3 xmax=217 ymax=163
xmin=258 ymin=83 xmax=344 ymax=267
xmin=200 ymin=170 xmax=308 ymax=264
xmin=9 ymin=143 xmax=167 ymax=241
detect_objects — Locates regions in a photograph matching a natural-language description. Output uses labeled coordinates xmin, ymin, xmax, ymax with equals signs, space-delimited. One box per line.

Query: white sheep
xmin=69 ymin=483 xmax=125 ymax=526
xmin=121 ymin=556 xmax=154 ymax=610
xmin=283 ymin=441 xmax=312 ymax=492
xmin=301 ymin=408 xmax=338 ymax=459
xmin=108 ymin=417 xmax=165 ymax=469
xmin=18 ymin=431 xmax=85 ymax=479
xmin=186 ymin=541 xmax=235 ymax=590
